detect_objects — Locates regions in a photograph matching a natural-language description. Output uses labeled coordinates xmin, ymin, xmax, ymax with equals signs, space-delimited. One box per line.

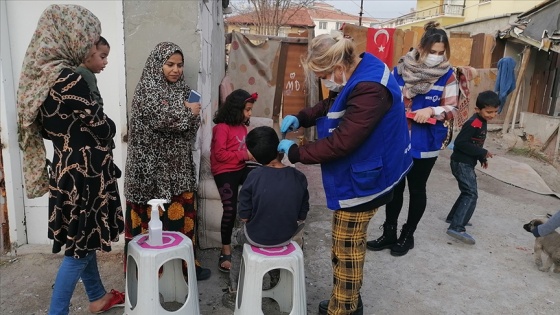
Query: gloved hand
xmin=278 ymin=139 xmax=296 ymax=154
xmin=280 ymin=115 xmax=299 ymax=133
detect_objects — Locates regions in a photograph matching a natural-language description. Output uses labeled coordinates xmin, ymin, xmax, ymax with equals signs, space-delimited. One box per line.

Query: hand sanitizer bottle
xmin=146 ymin=199 xmax=167 ymax=246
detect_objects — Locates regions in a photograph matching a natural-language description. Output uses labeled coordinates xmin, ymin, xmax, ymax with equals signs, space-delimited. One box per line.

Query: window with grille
xmin=319 ymin=22 xmax=327 ymax=29
xmin=278 ymin=26 xmax=291 ymax=37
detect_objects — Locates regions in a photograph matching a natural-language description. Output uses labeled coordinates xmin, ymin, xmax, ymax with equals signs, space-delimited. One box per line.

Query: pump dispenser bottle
xmin=146 ymin=199 xmax=168 ymax=246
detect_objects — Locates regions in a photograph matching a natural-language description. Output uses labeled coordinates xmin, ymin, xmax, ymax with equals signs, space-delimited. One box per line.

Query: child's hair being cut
xmin=245 ymin=126 xmax=279 ymax=165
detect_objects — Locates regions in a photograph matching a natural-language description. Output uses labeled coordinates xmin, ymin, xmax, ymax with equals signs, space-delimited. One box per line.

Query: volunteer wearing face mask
xmin=366 ymin=21 xmax=458 ymax=257
xmin=279 ymin=31 xmax=412 ymax=315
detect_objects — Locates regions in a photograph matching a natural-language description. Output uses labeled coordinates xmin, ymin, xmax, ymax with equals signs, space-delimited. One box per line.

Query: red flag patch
xmin=471 ymin=118 xmax=483 ymax=129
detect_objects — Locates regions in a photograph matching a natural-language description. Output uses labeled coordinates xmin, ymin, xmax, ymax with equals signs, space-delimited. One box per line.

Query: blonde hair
xmin=302 ymin=31 xmax=356 ymax=77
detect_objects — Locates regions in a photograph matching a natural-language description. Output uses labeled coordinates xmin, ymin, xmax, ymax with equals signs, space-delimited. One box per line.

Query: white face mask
xmin=322 ymin=71 xmax=347 ymax=92
xmin=424 ymin=54 xmax=445 ymax=67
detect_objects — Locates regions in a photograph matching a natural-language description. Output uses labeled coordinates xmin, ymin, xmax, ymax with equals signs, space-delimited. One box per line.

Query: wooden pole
xmin=510 ymin=83 xmax=523 ymax=132
xmin=502 ymin=46 xmax=531 ymax=134
xmin=554 ymin=125 xmax=560 ymax=163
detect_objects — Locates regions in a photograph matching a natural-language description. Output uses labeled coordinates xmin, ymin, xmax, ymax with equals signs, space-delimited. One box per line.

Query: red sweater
xmin=210 ymin=123 xmax=249 ymax=175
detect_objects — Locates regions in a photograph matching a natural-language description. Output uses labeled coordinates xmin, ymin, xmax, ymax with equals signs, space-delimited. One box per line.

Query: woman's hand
xmin=247 ymin=150 xmax=256 ymax=162
xmin=412 ymin=107 xmax=434 ymax=124
xmin=184 ymin=101 xmax=201 ymax=116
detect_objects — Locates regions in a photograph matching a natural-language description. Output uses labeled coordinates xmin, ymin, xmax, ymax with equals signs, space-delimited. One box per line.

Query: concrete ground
xmin=1 ymin=130 xmax=559 ymax=314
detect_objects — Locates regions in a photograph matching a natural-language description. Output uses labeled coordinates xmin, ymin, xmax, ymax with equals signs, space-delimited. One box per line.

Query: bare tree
xmin=230 ymin=0 xmax=314 ymax=36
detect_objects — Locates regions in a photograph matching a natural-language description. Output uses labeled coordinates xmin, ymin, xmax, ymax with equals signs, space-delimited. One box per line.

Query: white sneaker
xmin=446 ymin=229 xmax=476 ymax=245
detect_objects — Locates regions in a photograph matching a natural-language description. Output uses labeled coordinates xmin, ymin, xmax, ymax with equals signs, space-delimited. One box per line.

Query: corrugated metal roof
xmin=502 ymin=0 xmax=560 ymax=53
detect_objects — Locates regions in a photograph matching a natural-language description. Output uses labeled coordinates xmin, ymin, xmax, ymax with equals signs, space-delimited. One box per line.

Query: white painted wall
xmin=0 ymin=0 xmax=127 ymax=245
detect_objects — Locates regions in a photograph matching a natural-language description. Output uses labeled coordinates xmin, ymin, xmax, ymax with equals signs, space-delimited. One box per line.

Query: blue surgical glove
xmin=278 ymin=139 xmax=296 ymax=154
xmin=280 ymin=115 xmax=299 ymax=133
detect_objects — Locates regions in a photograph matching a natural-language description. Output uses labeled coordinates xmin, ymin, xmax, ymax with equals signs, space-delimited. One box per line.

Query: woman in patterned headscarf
xmin=124 ymin=42 xmax=211 ymax=280
xmin=16 ymin=4 xmax=125 ymax=314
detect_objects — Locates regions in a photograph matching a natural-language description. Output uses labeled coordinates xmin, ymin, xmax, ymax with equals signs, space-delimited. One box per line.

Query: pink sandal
xmin=93 ymin=289 xmax=125 ymax=314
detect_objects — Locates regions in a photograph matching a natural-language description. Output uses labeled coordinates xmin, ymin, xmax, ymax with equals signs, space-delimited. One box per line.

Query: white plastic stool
xmin=125 ymin=231 xmax=200 ymax=315
xmin=234 ymin=241 xmax=306 ymax=315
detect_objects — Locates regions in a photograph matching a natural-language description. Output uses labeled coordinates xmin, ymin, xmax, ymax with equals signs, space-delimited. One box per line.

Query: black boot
xmin=318 ymin=295 xmax=363 ymax=315
xmin=390 ymin=224 xmax=415 ymax=257
xmin=366 ymin=223 xmax=397 ymax=251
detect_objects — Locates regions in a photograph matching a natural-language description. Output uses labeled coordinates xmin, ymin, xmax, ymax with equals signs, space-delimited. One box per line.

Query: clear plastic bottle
xmin=146 ymin=199 xmax=167 ymax=246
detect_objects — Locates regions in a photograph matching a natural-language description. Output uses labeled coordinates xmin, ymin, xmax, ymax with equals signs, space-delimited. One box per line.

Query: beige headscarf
xmin=16 ymin=4 xmax=101 ymax=198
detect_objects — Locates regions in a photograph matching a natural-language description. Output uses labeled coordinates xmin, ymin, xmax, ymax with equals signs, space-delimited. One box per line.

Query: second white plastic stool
xmin=234 ymin=241 xmax=306 ymax=315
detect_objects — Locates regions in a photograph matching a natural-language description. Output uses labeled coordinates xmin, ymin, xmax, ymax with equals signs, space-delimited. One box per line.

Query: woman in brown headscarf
xmin=124 ymin=42 xmax=210 ymax=281
xmin=16 ymin=4 xmax=124 ymax=314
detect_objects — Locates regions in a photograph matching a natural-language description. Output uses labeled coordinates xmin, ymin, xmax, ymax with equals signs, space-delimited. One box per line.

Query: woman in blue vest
xmin=278 ymin=32 xmax=412 ymax=315
xmin=367 ymin=21 xmax=458 ymax=256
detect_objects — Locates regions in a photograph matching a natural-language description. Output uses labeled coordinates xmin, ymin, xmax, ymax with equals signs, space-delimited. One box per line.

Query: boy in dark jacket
xmin=228 ymin=126 xmax=309 ymax=293
xmin=446 ymin=90 xmax=500 ymax=244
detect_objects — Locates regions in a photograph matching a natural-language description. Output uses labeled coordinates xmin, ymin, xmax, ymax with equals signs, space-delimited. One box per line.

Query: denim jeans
xmin=447 ymin=160 xmax=478 ymax=232
xmin=49 ymin=252 xmax=106 ymax=315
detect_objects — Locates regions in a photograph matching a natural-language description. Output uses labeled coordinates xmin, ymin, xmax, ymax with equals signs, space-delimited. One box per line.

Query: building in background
xmin=382 ymin=0 xmax=543 ymax=30
xmin=225 ymin=6 xmax=315 ymax=37
xmin=225 ymin=1 xmax=379 ymax=37
xmin=307 ymin=1 xmax=379 ymax=35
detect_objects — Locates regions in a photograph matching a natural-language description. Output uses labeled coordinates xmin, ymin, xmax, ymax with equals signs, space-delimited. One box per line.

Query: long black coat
xmin=40 ymin=69 xmax=123 ymax=258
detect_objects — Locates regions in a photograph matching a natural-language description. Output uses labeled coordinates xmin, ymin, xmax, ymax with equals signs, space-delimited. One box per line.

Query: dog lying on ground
xmin=523 ymin=217 xmax=560 ymax=273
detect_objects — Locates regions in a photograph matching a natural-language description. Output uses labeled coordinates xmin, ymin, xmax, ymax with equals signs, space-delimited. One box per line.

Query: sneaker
xmin=445 ymin=219 xmax=472 ymax=226
xmin=446 ymin=229 xmax=476 ymax=245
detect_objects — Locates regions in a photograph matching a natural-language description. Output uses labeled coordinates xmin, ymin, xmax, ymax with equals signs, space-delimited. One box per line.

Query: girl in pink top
xmin=210 ymin=89 xmax=258 ymax=272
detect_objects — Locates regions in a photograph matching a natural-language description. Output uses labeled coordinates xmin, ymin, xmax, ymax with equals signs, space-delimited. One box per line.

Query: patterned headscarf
xmin=396 ymin=48 xmax=450 ymax=99
xmin=126 ymin=42 xmax=196 ymax=204
xmin=16 ymin=4 xmax=101 ymax=198
xmin=131 ymin=42 xmax=191 ymax=111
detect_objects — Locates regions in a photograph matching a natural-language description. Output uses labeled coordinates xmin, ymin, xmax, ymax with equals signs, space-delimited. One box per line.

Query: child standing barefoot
xmin=446 ymin=90 xmax=500 ymax=244
xmin=211 ymin=89 xmax=258 ymax=272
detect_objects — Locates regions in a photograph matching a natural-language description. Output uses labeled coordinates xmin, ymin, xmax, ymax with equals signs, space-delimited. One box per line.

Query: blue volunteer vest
xmin=317 ymin=53 xmax=412 ymax=210
xmin=394 ymin=67 xmax=454 ymax=158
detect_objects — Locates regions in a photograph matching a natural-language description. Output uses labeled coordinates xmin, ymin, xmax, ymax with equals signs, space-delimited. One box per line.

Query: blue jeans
xmin=49 ymin=252 xmax=106 ymax=315
xmin=446 ymin=160 xmax=478 ymax=232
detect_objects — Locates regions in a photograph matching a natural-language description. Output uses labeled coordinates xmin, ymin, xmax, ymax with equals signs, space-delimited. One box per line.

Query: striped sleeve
xmin=432 ymin=72 xmax=458 ymax=120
